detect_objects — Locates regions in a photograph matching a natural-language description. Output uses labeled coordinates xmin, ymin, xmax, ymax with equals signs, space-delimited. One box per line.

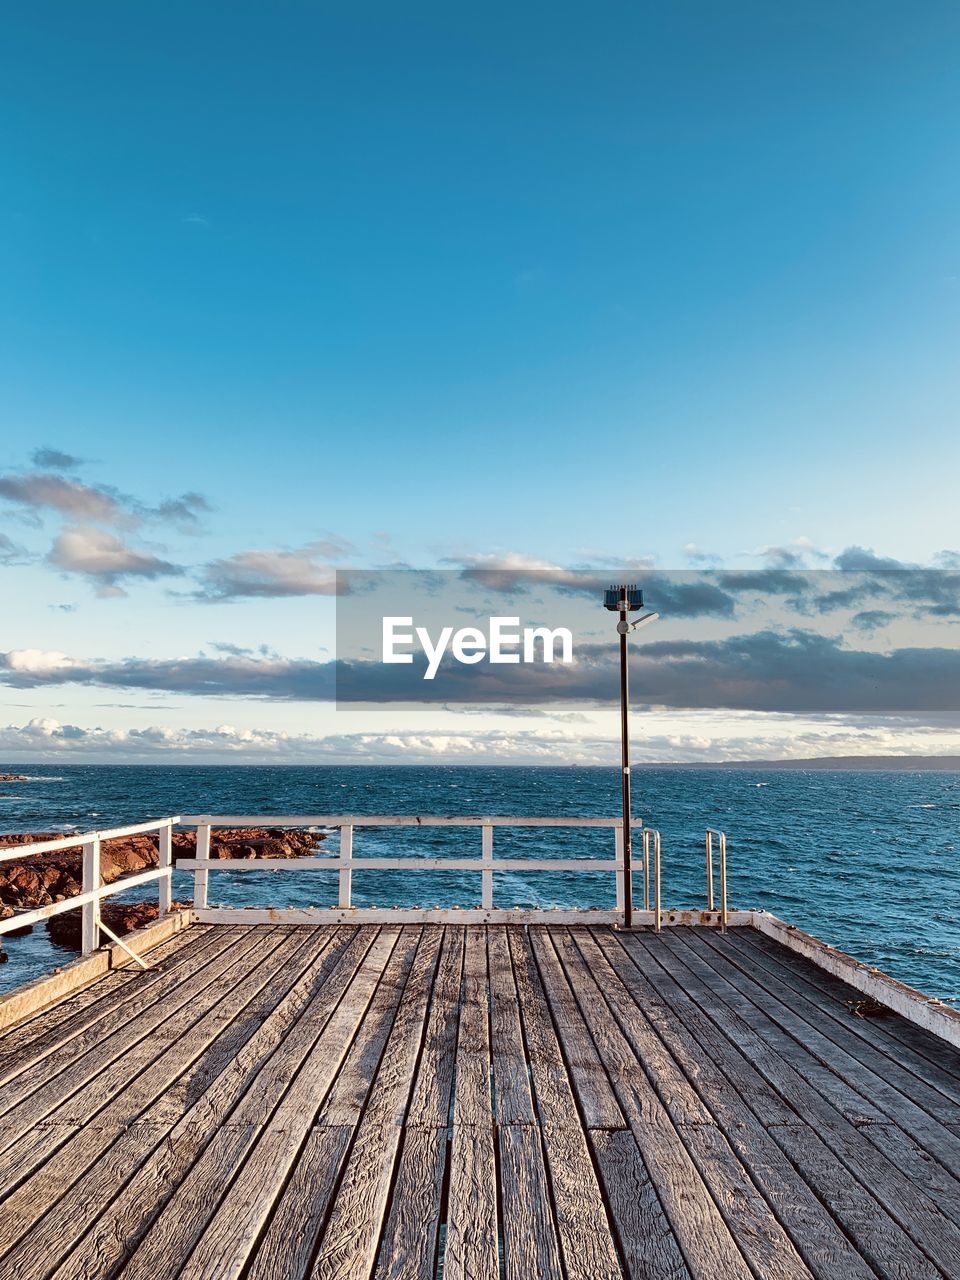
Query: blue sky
xmin=1 ymin=2 xmax=958 ymax=761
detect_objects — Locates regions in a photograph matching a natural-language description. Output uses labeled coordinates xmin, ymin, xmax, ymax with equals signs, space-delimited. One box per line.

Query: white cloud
xmin=48 ymin=526 xmax=183 ymax=595
xmin=196 ymin=541 xmax=351 ymax=600
xmin=0 ymin=473 xmax=135 ymax=525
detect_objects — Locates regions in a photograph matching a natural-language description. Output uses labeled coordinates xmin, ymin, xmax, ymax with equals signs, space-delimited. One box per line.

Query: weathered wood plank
xmin=0 ymin=926 xmax=244 ymax=1103
xmin=117 ymin=929 xmax=402 ymax=1280
xmin=533 ymin=931 xmax=754 ymax=1280
xmin=42 ymin=927 xmax=381 ymax=1280
xmin=524 ymin=925 xmax=625 ymax=1130
xmin=0 ymin=925 xmax=215 ymax=1067
xmin=0 ymin=928 xmax=289 ymax=1203
xmin=244 ymin=1125 xmax=355 ymax=1280
xmin=725 ymin=928 xmax=960 ymax=1110
xmin=686 ymin=930 xmax=960 ymax=1217
xmin=551 ymin=929 xmax=812 ymax=1280
xmin=603 ymin=929 xmax=880 ymax=1280
xmin=499 ymin=1124 xmax=564 ymax=1280
xmin=0 ymin=927 xmax=276 ymax=1141
xmin=0 ymin=929 xmax=338 ymax=1268
xmin=405 ymin=925 xmax=464 ymax=1126
xmin=310 ymin=930 xmax=445 ymax=1280
xmin=452 ymin=925 xmax=491 ymax=1127
xmin=445 ymin=927 xmax=497 ymax=1280
xmin=316 ymin=928 xmax=423 ymax=1126
xmin=443 ymin=1124 xmax=499 ymax=1280
xmin=509 ymin=927 xmax=622 ymax=1131
xmin=373 ymin=1126 xmax=448 ymax=1280
xmin=488 ymin=927 xmax=536 ymax=1124
xmin=538 ymin=1123 xmax=623 ymax=1280
xmin=659 ymin=929 xmax=960 ymax=1278
xmin=590 ymin=1128 xmax=689 ymax=1280
xmin=741 ymin=928 xmax=960 ymax=1089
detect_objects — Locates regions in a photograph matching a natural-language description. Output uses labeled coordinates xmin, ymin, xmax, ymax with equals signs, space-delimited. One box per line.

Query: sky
xmin=1 ymin=1 xmax=958 ymax=763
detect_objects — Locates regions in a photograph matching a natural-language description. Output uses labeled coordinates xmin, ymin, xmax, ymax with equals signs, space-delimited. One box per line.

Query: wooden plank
xmin=310 ymin=930 xmax=446 ymax=1280
xmin=373 ymin=1126 xmax=448 ymax=1280
xmin=687 ymin=930 xmax=960 ymax=1213
xmin=510 ymin=927 xmax=623 ymax=1131
xmin=316 ymin=928 xmax=423 ymax=1126
xmin=117 ymin=929 xmax=403 ymax=1280
xmin=0 ymin=925 xmax=237 ymax=1092
xmin=599 ymin=929 xmax=880 ymax=1280
xmin=444 ymin=925 xmax=498 ymax=1280
xmin=488 ymin=926 xmax=536 ymax=1124
xmin=590 ymin=1129 xmax=690 ymax=1280
xmin=549 ymin=929 xmax=812 ymax=1280
xmin=451 ymin=926 xmax=491 ymax=1127
xmin=627 ymin=929 xmax=947 ymax=1280
xmin=522 ymin=926 xmax=625 ymax=1130
xmin=659 ymin=929 xmax=960 ymax=1278
xmin=0 ymin=929 xmax=285 ymax=1200
xmin=43 ymin=927 xmax=380 ymax=1280
xmin=747 ymin=926 xmax=960 ymax=1085
xmin=538 ymin=1123 xmax=623 ymax=1280
xmin=531 ymin=931 xmax=753 ymax=1280
xmin=0 ymin=922 xmax=209 ymax=1044
xmin=244 ymin=1125 xmax=355 ymax=1280
xmin=443 ymin=1125 xmax=499 ymax=1280
xmin=0 ymin=927 xmax=266 ymax=1132
xmin=0 ymin=930 xmax=331 ymax=1264
xmin=179 ymin=929 xmax=428 ymax=1280
xmin=499 ymin=1125 xmax=564 ymax=1280
xmin=731 ymin=929 xmax=960 ymax=1103
xmin=405 ymin=925 xmax=464 ymax=1126
xmin=702 ymin=929 xmax=960 ymax=1127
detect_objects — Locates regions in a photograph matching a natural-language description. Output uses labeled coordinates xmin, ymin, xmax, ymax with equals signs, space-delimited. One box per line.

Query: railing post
xmin=339 ymin=824 xmax=353 ymax=909
xmin=653 ymin=831 xmax=662 ymax=933
xmin=158 ymin=823 xmax=173 ymax=915
xmin=705 ymin=830 xmax=715 ymax=912
xmin=195 ymin=822 xmax=211 ymax=910
xmin=481 ymin=824 xmax=494 ymax=910
xmin=81 ymin=836 xmax=100 ymax=955
xmin=614 ymin=826 xmax=625 ymax=913
xmin=719 ymin=832 xmax=728 ymax=933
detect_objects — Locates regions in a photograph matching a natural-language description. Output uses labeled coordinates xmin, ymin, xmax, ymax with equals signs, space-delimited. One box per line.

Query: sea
xmin=0 ymin=764 xmax=957 ymax=1003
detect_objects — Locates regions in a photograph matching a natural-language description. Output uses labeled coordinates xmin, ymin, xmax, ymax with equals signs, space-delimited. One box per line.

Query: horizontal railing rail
xmin=0 ymin=817 xmax=180 ymax=955
xmin=176 ymin=814 xmax=647 ymax=925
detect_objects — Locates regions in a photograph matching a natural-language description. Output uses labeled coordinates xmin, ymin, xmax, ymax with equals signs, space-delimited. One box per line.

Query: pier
xmin=0 ymin=819 xmax=958 ymax=1278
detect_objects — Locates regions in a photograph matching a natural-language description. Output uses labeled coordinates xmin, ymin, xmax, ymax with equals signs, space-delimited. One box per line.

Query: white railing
xmin=0 ymin=817 xmax=179 ymax=957
xmin=175 ymin=814 xmax=649 ymax=926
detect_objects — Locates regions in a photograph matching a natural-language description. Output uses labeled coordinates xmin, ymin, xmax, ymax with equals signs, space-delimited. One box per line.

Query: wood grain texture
xmin=590 ymin=1128 xmax=689 ymax=1280
xmin=0 ymin=922 xmax=954 ymax=1280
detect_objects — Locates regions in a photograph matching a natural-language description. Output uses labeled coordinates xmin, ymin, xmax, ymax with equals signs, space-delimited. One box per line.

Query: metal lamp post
xmin=603 ymin=585 xmax=659 ymax=928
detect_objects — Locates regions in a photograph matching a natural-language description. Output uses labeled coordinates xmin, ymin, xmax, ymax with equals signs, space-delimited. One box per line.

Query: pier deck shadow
xmin=0 ymin=923 xmax=958 ymax=1280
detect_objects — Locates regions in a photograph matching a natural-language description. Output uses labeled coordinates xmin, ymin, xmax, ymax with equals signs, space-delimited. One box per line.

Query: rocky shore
xmin=0 ymin=826 xmax=327 ymax=954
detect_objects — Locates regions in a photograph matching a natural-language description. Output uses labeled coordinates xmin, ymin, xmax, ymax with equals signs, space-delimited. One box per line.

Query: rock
xmin=0 ymin=826 xmax=326 ymax=949
xmin=0 ymin=775 xmax=27 ymax=783
xmin=48 ymin=899 xmax=193 ymax=950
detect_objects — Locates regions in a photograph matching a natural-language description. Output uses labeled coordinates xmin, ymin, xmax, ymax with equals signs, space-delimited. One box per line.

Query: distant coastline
xmin=642 ymin=755 xmax=960 ymax=771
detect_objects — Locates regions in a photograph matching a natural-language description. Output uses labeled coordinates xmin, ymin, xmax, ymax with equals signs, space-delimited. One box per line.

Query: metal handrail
xmin=705 ymin=828 xmax=728 ymax=932
xmin=0 ymin=817 xmax=180 ymax=955
xmin=641 ymin=829 xmax=663 ymax=932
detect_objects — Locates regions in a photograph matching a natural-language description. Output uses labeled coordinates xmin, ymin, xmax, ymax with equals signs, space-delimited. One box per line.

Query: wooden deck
xmin=0 ymin=924 xmax=958 ymax=1280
